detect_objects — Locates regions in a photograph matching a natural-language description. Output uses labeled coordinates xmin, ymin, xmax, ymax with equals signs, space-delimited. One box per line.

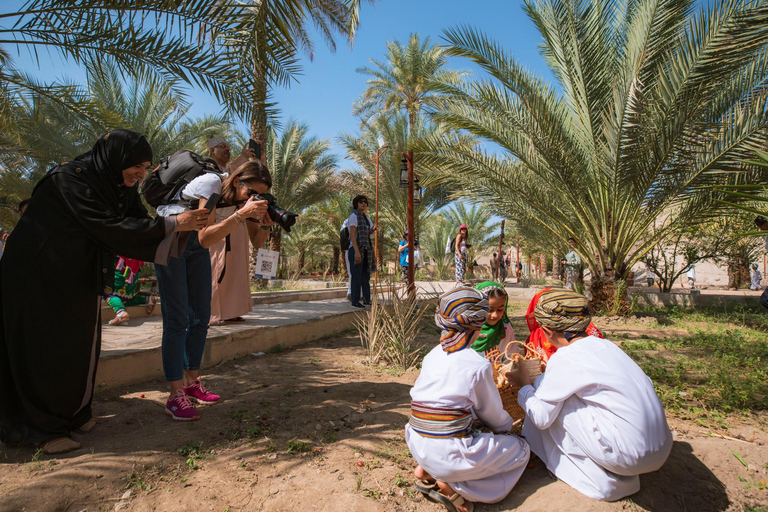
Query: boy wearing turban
xmin=406 ymin=287 xmax=530 ymax=512
xmin=506 ymin=289 xmax=672 ymax=501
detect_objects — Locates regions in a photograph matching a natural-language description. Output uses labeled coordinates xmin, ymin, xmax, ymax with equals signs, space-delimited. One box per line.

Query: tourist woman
xmin=454 ymin=225 xmax=469 ymax=285
xmin=0 ymin=130 xmax=207 ymax=453
xmin=155 ymin=159 xmax=268 ymax=422
xmin=200 ymin=160 xmax=273 ymax=325
xmin=347 ymin=195 xmax=374 ymax=308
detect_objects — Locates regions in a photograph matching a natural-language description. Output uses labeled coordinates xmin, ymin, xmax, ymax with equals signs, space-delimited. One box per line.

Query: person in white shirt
xmin=686 ymin=265 xmax=696 ymax=289
xmin=406 ymin=287 xmax=530 ymax=512
xmin=751 ymin=263 xmax=762 ymax=290
xmin=507 ymin=289 xmax=672 ymax=501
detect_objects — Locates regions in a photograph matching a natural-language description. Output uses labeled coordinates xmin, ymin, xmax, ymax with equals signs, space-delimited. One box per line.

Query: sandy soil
xmin=1 ymin=320 xmax=767 ymax=512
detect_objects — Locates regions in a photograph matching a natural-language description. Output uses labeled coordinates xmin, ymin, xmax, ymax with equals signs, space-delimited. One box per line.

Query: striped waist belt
xmin=409 ymin=401 xmax=472 ymax=438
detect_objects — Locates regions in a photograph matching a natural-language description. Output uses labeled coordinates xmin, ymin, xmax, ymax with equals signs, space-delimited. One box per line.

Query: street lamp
xmin=413 ymin=175 xmax=422 ymax=205
xmin=373 ymin=136 xmax=389 ymax=290
xmin=399 ymin=156 xmax=409 ymax=188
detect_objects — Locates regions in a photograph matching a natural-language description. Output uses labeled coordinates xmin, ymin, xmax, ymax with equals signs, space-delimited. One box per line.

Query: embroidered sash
xmin=409 ymin=401 xmax=472 ymax=438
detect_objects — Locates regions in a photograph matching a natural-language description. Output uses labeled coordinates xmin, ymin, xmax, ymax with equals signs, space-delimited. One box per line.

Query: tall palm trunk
xmin=332 ymin=246 xmax=340 ymax=273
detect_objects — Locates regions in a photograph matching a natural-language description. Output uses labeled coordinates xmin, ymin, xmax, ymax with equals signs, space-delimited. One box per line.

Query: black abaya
xmin=0 ymin=130 xmax=170 ymax=444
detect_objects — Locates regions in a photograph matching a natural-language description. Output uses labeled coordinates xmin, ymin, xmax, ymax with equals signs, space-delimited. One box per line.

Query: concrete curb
xmin=96 ymin=307 xmax=364 ymax=389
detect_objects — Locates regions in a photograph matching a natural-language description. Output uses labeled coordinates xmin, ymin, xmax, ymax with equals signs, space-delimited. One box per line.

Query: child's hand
xmin=505 ymin=365 xmax=533 ymax=388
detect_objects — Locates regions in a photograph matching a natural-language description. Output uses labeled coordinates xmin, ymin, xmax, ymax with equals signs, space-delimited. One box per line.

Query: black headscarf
xmin=72 ymin=129 xmax=153 ymax=215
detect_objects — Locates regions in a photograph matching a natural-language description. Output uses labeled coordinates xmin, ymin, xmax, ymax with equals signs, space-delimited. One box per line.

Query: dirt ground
xmin=1 ymin=314 xmax=767 ymax=512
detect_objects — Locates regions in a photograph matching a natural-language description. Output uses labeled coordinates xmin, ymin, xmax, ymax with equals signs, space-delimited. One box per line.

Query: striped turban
xmin=534 ymin=288 xmax=592 ymax=333
xmin=435 ymin=287 xmax=489 ymax=353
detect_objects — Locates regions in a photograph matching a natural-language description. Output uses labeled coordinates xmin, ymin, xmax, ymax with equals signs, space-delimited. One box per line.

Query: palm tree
xmin=0 ymin=61 xmax=228 ymax=227
xmin=265 ymin=120 xmax=338 ymax=254
xmin=420 ymin=213 xmax=454 ymax=280
xmin=1 ymin=1 xmax=371 ymax=160
xmin=422 ymin=0 xmax=768 ymax=304
xmin=243 ymin=0 xmax=373 ymax=157
xmin=353 ymin=33 xmax=463 ymax=133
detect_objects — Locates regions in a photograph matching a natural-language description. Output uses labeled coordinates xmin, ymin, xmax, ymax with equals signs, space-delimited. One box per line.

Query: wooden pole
xmin=496 ymin=220 xmax=505 ymax=282
xmin=516 ymin=237 xmax=521 ymax=282
xmin=407 ymin=150 xmax=415 ymax=295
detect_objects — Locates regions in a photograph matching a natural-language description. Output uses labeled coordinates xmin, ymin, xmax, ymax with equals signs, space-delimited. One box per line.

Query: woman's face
xmin=235 ymin=178 xmax=269 ymax=202
xmin=460 ymin=228 xmax=468 ymax=237
xmin=122 ymin=162 xmax=151 ymax=187
xmin=486 ymin=295 xmax=506 ymax=326
xmin=357 ymin=198 xmax=369 ymax=212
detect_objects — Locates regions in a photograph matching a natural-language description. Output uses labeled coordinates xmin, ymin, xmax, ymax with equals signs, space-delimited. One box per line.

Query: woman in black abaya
xmin=0 ymin=130 xmax=208 ymax=453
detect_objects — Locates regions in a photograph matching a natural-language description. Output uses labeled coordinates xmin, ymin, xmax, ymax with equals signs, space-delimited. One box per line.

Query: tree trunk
xmin=250 ymin=72 xmax=268 ymax=164
xmin=540 ymin=254 xmax=547 ymax=276
xmin=553 ymin=250 xmax=562 ymax=282
xmin=332 ymin=246 xmax=340 ymax=273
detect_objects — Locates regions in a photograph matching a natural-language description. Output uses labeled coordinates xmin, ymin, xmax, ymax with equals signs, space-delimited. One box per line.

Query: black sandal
xmin=427 ymin=489 xmax=474 ymax=512
xmin=414 ymin=478 xmax=438 ymax=495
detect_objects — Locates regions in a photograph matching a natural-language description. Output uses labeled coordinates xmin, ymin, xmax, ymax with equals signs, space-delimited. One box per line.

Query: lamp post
xmin=400 ymin=151 xmax=416 ymax=295
xmin=373 ymin=136 xmax=388 ymax=290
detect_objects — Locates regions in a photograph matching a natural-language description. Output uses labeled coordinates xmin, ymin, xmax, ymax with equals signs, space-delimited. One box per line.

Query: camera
xmin=251 ymin=193 xmax=298 ymax=232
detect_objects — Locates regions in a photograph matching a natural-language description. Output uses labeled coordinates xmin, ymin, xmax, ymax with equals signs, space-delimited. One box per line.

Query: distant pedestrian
xmin=398 ymin=231 xmax=410 ymax=285
xmin=751 ymin=264 xmax=762 ymax=291
xmin=562 ymin=238 xmax=581 ymax=291
xmin=686 ymin=265 xmax=696 ymax=289
xmin=455 ymin=225 xmax=470 ymax=286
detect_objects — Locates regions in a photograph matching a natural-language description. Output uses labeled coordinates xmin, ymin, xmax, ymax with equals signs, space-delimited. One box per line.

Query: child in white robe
xmin=405 ymin=287 xmax=530 ymax=512
xmin=507 ymin=288 xmax=672 ymax=501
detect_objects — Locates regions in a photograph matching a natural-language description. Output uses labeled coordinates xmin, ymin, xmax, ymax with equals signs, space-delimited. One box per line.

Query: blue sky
xmin=7 ymin=0 xmax=553 ymax=168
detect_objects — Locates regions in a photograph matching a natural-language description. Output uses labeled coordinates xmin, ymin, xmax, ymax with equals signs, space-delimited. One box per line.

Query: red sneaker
xmin=183 ymin=379 xmax=221 ymax=405
xmin=165 ymin=391 xmax=199 ymax=421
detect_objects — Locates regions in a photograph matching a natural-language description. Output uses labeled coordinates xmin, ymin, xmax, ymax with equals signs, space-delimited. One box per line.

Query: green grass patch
xmin=621 ymin=304 xmax=768 ymax=426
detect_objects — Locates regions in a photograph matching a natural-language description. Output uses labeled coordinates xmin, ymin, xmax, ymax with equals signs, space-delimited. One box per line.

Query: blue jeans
xmin=155 ymin=232 xmax=212 ymax=382
xmin=348 ymin=248 xmax=371 ymax=305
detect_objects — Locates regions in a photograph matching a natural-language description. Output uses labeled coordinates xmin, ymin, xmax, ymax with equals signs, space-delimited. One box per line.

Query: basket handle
xmin=502 ymin=340 xmax=549 ymax=363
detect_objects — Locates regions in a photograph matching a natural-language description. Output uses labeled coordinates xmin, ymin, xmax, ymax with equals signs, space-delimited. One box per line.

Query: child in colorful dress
xmin=472 ymin=281 xmax=514 ymax=359
xmin=406 ymin=287 xmax=530 ymax=512
xmin=103 ymin=256 xmax=156 ymax=325
xmin=507 ymin=289 xmax=672 ymax=501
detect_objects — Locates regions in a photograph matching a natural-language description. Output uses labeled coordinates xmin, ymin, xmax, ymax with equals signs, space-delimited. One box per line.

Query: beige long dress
xmin=209 ymin=205 xmax=252 ymax=324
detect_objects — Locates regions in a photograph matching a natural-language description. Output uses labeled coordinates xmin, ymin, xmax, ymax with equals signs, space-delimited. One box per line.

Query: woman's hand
xmin=355 ymin=249 xmax=362 ymax=264
xmin=505 ymin=365 xmax=533 ymax=388
xmin=175 ymin=209 xmax=210 ymax=231
xmin=239 ymin=196 xmax=269 ymax=219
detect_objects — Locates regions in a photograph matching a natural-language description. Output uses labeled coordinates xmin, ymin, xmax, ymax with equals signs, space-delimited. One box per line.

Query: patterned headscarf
xmin=534 ymin=288 xmax=591 ymax=333
xmin=435 ymin=287 xmax=489 ymax=353
xmin=472 ymin=281 xmax=510 ymax=353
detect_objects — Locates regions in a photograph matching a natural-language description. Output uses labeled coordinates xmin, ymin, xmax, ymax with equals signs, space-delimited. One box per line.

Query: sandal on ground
xmin=427 ymin=489 xmax=474 ymax=512
xmin=108 ymin=310 xmax=129 ymax=326
xmin=414 ymin=478 xmax=438 ymax=495
xmin=34 ymin=437 xmax=81 ymax=454
xmin=145 ymin=296 xmax=158 ymax=315
xmin=209 ymin=320 xmax=227 ymax=326
xmin=74 ymin=418 xmax=96 ymax=434
xmin=224 ymin=316 xmax=246 ymax=322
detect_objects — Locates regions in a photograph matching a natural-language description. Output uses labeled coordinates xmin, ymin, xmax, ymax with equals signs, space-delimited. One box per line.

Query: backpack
xmin=140 ymin=149 xmax=222 ymax=208
xmin=445 ymin=235 xmax=457 ymax=254
xmin=340 ymin=225 xmax=350 ymax=251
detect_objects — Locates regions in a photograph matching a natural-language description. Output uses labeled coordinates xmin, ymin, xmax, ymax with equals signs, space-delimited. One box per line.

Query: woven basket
xmin=490 ymin=341 xmax=543 ymax=427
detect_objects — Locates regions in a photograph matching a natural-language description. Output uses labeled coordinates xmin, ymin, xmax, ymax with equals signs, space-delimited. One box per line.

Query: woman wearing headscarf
xmin=406 ymin=287 xmax=530 ymax=512
xmin=506 ymin=289 xmax=672 ymax=501
xmin=472 ymin=281 xmax=515 ymax=359
xmin=0 ymin=130 xmax=207 ymax=454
